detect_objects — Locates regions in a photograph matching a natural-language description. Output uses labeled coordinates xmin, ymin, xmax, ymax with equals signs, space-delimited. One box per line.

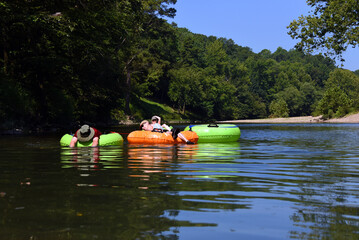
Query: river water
xmin=1 ymin=123 xmax=359 ymax=240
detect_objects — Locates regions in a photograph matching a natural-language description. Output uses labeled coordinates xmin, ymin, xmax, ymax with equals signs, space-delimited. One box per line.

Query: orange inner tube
xmin=127 ymin=130 xmax=198 ymax=144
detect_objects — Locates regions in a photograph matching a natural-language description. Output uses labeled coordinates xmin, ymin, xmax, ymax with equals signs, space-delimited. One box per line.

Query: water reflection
xmin=288 ymin=154 xmax=359 ymax=239
xmin=126 ymin=142 xmax=241 ymax=180
xmin=3 ymin=125 xmax=359 ymax=239
xmin=127 ymin=144 xmax=177 ymax=180
xmin=240 ymin=124 xmax=359 ymax=239
xmin=125 ymin=143 xmax=245 ymax=233
xmin=188 ymin=142 xmax=241 ymax=160
xmin=61 ymin=146 xmax=123 ymax=171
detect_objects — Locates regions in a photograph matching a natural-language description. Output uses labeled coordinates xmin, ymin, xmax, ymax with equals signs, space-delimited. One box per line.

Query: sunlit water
xmin=1 ymin=124 xmax=359 ymax=240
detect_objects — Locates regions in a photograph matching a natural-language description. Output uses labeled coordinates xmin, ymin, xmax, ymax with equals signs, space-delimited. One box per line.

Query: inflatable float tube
xmin=184 ymin=124 xmax=240 ymax=143
xmin=127 ymin=130 xmax=198 ymax=144
xmin=60 ymin=132 xmax=123 ymax=147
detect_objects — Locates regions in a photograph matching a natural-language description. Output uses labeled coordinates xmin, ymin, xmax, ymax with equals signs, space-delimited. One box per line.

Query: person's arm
xmin=92 ymin=137 xmax=99 ymax=147
xmin=153 ymin=116 xmax=161 ymax=124
xmin=162 ymin=124 xmax=171 ymax=131
xmin=69 ymin=136 xmax=78 ymax=147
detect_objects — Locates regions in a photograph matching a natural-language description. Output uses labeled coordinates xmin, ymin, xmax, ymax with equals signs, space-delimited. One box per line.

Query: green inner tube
xmin=184 ymin=124 xmax=240 ymax=143
xmin=60 ymin=132 xmax=123 ymax=147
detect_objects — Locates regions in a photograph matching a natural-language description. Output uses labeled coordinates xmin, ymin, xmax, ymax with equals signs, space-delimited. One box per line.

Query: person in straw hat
xmin=69 ymin=124 xmax=102 ymax=147
xmin=140 ymin=120 xmax=153 ymax=131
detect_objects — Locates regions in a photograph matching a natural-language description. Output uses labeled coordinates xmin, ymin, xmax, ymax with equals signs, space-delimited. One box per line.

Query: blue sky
xmin=166 ymin=0 xmax=359 ymax=71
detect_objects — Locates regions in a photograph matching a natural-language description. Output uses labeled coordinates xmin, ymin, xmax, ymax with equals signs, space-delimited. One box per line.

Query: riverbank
xmin=3 ymin=113 xmax=359 ymax=135
xmin=218 ymin=113 xmax=359 ymax=124
xmin=325 ymin=112 xmax=359 ymax=123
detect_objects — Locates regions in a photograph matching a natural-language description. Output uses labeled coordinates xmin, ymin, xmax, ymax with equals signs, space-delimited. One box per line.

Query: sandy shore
xmin=217 ymin=113 xmax=359 ymax=124
xmin=325 ymin=113 xmax=359 ymax=123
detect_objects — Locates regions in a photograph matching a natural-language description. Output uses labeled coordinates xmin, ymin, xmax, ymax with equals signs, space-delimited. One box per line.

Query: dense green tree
xmin=0 ymin=0 xmax=177 ymax=125
xmin=177 ymin=35 xmax=201 ymax=67
xmin=1 ymin=0 xmax=353 ymax=128
xmin=214 ymin=80 xmax=240 ymax=119
xmin=226 ymin=61 xmax=259 ymax=119
xmin=288 ymin=0 xmax=359 ymax=61
xmin=245 ymin=57 xmax=277 ymax=104
xmin=176 ymin=28 xmax=208 ymax=68
xmin=299 ymin=81 xmax=319 ymax=115
xmin=327 ymin=69 xmax=359 ymax=107
xmin=269 ymin=98 xmax=289 ymax=118
xmin=275 ymin=86 xmax=303 ymax=116
xmin=168 ymin=67 xmax=202 ymax=114
xmin=258 ymin=49 xmax=272 ymax=59
xmin=316 ymin=86 xmax=352 ymax=118
xmin=197 ymin=76 xmax=220 ymax=118
xmin=167 ymin=29 xmax=336 ymax=120
xmin=316 ymin=69 xmax=359 ymax=118
xmin=272 ymin=47 xmax=289 ymax=62
xmin=273 ymin=71 xmax=291 ymax=93
xmin=0 ymin=1 xmax=80 ymax=123
xmin=221 ymin=38 xmax=254 ymax=62
xmin=113 ymin=0 xmax=177 ymax=114
xmin=204 ymin=39 xmax=228 ymax=75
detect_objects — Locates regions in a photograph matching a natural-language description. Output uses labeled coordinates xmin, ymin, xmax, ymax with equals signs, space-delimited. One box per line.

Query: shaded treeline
xmin=1 ymin=1 xmax=359 ymax=129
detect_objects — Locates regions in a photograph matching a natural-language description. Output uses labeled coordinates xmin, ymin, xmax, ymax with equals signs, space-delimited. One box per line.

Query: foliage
xmin=269 ymin=99 xmax=289 ymax=118
xmin=0 ymin=0 xmax=177 ymax=126
xmin=2 ymin=0 xmax=358 ymax=128
xmin=288 ymin=0 xmax=359 ymax=61
xmin=130 ymin=96 xmax=190 ymax=122
xmin=168 ymin=67 xmax=202 ymax=114
xmin=316 ymin=69 xmax=359 ymax=118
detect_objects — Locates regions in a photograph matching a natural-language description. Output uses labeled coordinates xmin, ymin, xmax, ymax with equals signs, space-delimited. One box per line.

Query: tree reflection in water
xmin=56 ymin=144 xmax=220 ymax=240
xmin=289 ymin=157 xmax=359 ymax=239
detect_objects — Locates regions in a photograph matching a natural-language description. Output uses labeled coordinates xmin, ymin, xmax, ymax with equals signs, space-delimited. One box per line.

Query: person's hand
xmin=92 ymin=137 xmax=99 ymax=147
xmin=69 ymin=136 xmax=78 ymax=147
xmin=152 ymin=116 xmax=161 ymax=124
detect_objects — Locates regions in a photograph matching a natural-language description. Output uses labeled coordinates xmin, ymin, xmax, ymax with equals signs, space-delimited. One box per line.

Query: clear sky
xmin=166 ymin=0 xmax=359 ymax=71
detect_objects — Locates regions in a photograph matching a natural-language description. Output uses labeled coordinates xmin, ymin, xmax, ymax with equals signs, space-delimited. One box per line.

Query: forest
xmin=1 ymin=0 xmax=359 ymax=129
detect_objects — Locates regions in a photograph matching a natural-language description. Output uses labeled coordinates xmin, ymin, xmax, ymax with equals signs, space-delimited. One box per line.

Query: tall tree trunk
xmin=125 ymin=69 xmax=131 ymax=115
xmin=2 ymin=25 xmax=8 ymax=74
xmin=35 ymin=75 xmax=49 ymax=123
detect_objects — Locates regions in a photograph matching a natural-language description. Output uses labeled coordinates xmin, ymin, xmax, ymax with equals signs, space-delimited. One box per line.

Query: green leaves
xmin=3 ymin=0 xmax=358 ymax=126
xmin=288 ymin=0 xmax=359 ymax=61
xmin=168 ymin=67 xmax=202 ymax=114
xmin=0 ymin=0 xmax=179 ymax=124
xmin=315 ymin=69 xmax=359 ymax=118
xmin=270 ymin=99 xmax=289 ymax=118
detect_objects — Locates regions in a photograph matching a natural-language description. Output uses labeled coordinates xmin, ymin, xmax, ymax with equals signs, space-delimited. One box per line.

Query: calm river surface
xmin=1 ymin=123 xmax=359 ymax=240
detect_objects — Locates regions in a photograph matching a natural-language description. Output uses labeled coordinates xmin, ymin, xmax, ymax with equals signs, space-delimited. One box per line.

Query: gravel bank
xmin=218 ymin=113 xmax=359 ymax=124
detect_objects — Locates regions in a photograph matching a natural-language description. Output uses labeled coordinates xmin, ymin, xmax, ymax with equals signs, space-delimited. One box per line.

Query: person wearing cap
xmin=69 ymin=125 xmax=102 ymax=147
xmin=151 ymin=116 xmax=164 ymax=132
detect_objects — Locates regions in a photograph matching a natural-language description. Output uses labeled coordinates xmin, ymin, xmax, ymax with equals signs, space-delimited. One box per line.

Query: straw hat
xmin=76 ymin=125 xmax=95 ymax=142
xmin=140 ymin=120 xmax=149 ymax=129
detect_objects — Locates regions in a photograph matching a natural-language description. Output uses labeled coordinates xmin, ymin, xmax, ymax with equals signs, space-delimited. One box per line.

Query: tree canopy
xmin=1 ymin=1 xmax=358 ymax=129
xmin=288 ymin=0 xmax=359 ymax=61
